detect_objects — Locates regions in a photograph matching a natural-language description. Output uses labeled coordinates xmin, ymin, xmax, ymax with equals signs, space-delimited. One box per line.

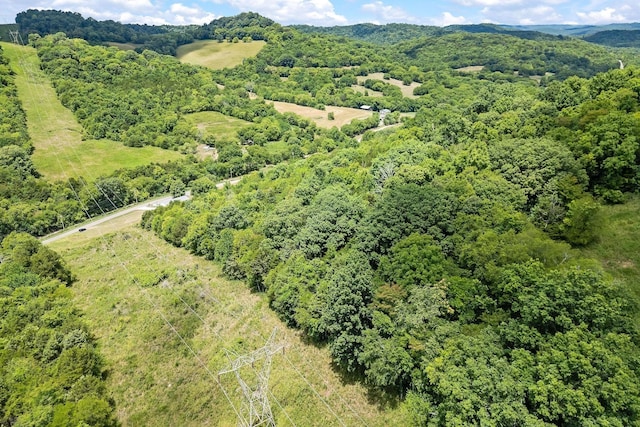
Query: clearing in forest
xmin=49 ymin=225 xmax=407 ymax=426
xmin=184 ymin=111 xmax=251 ymax=140
xmin=105 ymin=41 xmax=142 ymax=51
xmin=176 ymin=39 xmax=266 ymax=70
xmin=356 ymin=72 xmax=421 ymax=99
xmin=268 ymin=100 xmax=374 ymax=128
xmin=1 ymin=42 xmax=182 ymax=182
xmin=454 ymin=65 xmax=485 ymax=73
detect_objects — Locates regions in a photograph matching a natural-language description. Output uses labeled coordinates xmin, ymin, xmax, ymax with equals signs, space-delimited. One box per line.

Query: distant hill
xmin=292 ymin=22 xmax=560 ymax=44
xmin=504 ymin=23 xmax=640 ymax=37
xmin=583 ymin=30 xmax=640 ymax=48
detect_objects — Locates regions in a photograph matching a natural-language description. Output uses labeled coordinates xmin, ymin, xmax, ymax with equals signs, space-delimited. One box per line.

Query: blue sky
xmin=1 ymin=0 xmax=638 ymax=27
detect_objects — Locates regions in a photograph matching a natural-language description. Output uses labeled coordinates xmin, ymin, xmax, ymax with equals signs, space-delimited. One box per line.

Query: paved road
xmin=41 ymin=177 xmax=241 ymax=245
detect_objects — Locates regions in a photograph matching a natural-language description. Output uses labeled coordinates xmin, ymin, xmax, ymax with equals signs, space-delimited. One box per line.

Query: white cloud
xmin=432 ymin=12 xmax=469 ymax=26
xmin=224 ymin=0 xmax=347 ymax=25
xmin=576 ymin=7 xmax=627 ymax=24
xmin=481 ymin=5 xmax=564 ymax=24
xmin=52 ymin=0 xmax=153 ymax=10
xmin=456 ymin=0 xmax=523 ymax=6
xmin=361 ymin=1 xmax=413 ymax=23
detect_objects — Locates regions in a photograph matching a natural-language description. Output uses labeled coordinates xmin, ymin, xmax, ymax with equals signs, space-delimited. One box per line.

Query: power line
xmin=219 ymin=329 xmax=284 ymax=427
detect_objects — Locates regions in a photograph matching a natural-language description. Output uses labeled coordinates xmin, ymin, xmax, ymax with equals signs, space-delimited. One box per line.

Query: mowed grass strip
xmin=51 ymin=226 xmax=407 ymax=426
xmin=176 ymin=39 xmax=266 ymax=70
xmin=268 ymin=101 xmax=374 ymax=128
xmin=1 ymin=42 xmax=182 ymax=182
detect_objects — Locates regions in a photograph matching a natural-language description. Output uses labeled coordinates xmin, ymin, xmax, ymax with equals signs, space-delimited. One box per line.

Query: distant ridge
xmin=503 ymin=23 xmax=640 ymax=37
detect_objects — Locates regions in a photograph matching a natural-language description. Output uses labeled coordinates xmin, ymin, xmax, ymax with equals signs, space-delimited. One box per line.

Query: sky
xmin=0 ymin=0 xmax=638 ymax=27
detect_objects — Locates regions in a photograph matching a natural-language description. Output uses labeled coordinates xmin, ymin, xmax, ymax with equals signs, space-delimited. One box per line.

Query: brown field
xmin=268 ymin=101 xmax=374 ymax=128
xmin=454 ymin=65 xmax=485 ymax=73
xmin=356 ymin=72 xmax=421 ymax=99
xmin=177 ymin=39 xmax=266 ymax=69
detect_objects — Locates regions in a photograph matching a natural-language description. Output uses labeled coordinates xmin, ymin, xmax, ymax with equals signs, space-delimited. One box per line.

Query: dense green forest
xmin=0 ymin=232 xmax=117 ymax=425
xmin=4 ymin=9 xmax=640 ymax=425
xmin=144 ymin=64 xmax=640 ymax=425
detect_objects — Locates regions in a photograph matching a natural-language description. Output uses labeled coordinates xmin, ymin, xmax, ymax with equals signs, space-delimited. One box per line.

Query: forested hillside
xmin=3 ymin=9 xmax=640 ymax=426
xmin=143 ymin=33 xmax=640 ymax=425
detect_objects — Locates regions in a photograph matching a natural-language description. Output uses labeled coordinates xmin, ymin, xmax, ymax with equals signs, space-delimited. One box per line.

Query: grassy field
xmin=268 ymin=101 xmax=374 ymax=128
xmin=104 ymin=41 xmax=142 ymax=51
xmin=50 ymin=225 xmax=407 ymax=426
xmin=2 ymin=42 xmax=183 ymax=182
xmin=356 ymin=72 xmax=421 ymax=99
xmin=177 ymin=40 xmax=266 ymax=70
xmin=579 ymin=195 xmax=640 ymax=326
xmin=184 ymin=110 xmax=251 ymax=140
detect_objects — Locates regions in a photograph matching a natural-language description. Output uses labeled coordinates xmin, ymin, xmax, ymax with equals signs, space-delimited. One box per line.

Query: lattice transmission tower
xmin=219 ymin=329 xmax=283 ymax=427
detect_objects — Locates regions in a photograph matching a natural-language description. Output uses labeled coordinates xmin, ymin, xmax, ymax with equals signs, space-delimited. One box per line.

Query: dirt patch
xmin=196 ymin=144 xmax=218 ymax=160
xmin=619 ymin=260 xmax=636 ymax=269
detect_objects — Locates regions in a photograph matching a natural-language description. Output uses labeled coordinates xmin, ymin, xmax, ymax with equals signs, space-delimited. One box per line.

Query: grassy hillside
xmin=1 ymin=42 xmax=183 ymax=182
xmin=579 ymin=195 xmax=640 ymax=327
xmin=177 ymin=39 xmax=266 ymax=70
xmin=49 ymin=225 xmax=407 ymax=426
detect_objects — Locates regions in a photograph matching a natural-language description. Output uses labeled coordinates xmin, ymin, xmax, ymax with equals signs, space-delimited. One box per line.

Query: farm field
xmin=1 ymin=42 xmax=182 ymax=182
xmin=50 ymin=225 xmax=407 ymax=426
xmin=268 ymin=100 xmax=374 ymax=128
xmin=176 ymin=39 xmax=266 ymax=69
xmin=356 ymin=72 xmax=421 ymax=99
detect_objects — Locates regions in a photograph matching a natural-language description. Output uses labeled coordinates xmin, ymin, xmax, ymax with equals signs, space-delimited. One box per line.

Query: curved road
xmin=41 ymin=177 xmax=241 ymax=245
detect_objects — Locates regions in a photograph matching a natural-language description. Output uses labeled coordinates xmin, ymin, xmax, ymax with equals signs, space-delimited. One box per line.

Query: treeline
xmin=144 ymin=65 xmax=640 ymax=424
xmin=292 ymin=22 xmax=559 ymax=45
xmin=0 ymin=232 xmax=116 ymax=425
xmin=16 ymin=9 xmax=167 ymax=44
xmin=16 ymin=10 xmax=285 ymax=56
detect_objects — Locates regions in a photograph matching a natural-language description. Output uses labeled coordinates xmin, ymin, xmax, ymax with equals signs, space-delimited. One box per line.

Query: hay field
xmin=268 ymin=101 xmax=373 ymax=128
xmin=177 ymin=39 xmax=266 ymax=69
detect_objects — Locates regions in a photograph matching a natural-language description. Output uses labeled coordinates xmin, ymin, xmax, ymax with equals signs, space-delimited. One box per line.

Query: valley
xmin=2 ymin=8 xmax=640 ymax=426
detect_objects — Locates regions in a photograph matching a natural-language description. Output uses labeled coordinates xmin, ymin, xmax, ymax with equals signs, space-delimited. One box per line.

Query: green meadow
xmin=1 ymin=42 xmax=183 ymax=182
xmin=176 ymin=39 xmax=266 ymax=70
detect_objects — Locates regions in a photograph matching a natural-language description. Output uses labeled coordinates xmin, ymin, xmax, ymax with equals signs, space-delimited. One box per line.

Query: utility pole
xmin=219 ymin=329 xmax=283 ymax=427
xmin=9 ymin=30 xmax=20 ymax=44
